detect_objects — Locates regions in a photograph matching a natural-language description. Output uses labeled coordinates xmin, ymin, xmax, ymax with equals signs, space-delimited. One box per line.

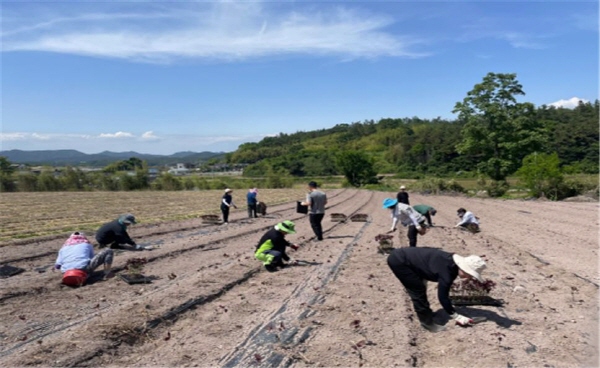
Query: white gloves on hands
xmin=288 ymin=258 xmax=298 ymax=265
xmin=451 ymin=313 xmax=473 ymax=326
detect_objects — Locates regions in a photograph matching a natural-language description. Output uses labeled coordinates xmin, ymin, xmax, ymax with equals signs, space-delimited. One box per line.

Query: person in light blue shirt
xmin=55 ymin=232 xmax=114 ymax=278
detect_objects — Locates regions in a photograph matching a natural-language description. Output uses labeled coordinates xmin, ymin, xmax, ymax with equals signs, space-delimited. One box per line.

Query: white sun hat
xmin=452 ymin=254 xmax=486 ymax=282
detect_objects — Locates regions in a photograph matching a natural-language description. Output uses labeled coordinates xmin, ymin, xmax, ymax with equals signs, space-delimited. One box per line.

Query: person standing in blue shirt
xmin=247 ymin=188 xmax=258 ymax=218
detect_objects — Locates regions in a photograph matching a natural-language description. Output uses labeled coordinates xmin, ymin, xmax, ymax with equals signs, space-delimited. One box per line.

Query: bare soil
xmin=0 ymin=189 xmax=598 ymax=367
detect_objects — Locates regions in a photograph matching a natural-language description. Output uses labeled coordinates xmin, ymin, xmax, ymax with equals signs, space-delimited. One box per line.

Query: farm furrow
xmin=0 ymin=189 xmax=354 ymax=304
xmin=414 ymin=220 xmax=599 ymax=367
xmin=0 ymin=189 xmax=351 ymax=262
xmin=218 ymin=194 xmax=374 ymax=367
xmin=1 ymin=190 xmax=597 ymax=367
xmin=0 ymin=189 xmax=373 ymax=366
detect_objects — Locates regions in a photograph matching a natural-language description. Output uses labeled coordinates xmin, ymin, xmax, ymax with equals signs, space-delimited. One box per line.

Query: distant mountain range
xmin=0 ymin=149 xmax=226 ymax=167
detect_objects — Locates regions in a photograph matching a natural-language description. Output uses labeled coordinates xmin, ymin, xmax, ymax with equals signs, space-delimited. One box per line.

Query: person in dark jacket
xmin=96 ymin=214 xmax=142 ymax=250
xmin=396 ymin=185 xmax=410 ymax=205
xmin=247 ymin=188 xmax=258 ymax=218
xmin=221 ymin=188 xmax=237 ymax=224
xmin=255 ymin=220 xmax=299 ymax=272
xmin=387 ymin=247 xmax=487 ymax=332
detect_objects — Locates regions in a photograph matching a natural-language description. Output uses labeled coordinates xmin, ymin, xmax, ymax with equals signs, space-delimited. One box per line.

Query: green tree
xmin=153 ymin=173 xmax=182 ymax=190
xmin=453 ymin=73 xmax=546 ymax=181
xmin=60 ymin=167 xmax=85 ymax=191
xmin=0 ymin=157 xmax=16 ymax=192
xmin=37 ymin=171 xmax=63 ymax=191
xmin=0 ymin=157 xmax=15 ymax=175
xmin=516 ymin=152 xmax=564 ymax=199
xmin=17 ymin=173 xmax=38 ymax=191
xmin=336 ymin=151 xmax=379 ymax=187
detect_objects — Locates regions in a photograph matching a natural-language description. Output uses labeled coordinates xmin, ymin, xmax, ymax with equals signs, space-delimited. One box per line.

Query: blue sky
xmin=1 ymin=0 xmax=598 ymax=155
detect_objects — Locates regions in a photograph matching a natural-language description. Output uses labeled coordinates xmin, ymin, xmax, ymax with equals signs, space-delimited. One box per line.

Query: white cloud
xmin=141 ymin=131 xmax=159 ymax=140
xmin=1 ymin=132 xmax=93 ymax=142
xmin=98 ymin=131 xmax=135 ymax=139
xmin=548 ymin=97 xmax=589 ymax=109
xmin=1 ymin=4 xmax=425 ymax=63
xmin=0 ymin=132 xmax=28 ymax=141
xmin=500 ymin=32 xmax=546 ymax=49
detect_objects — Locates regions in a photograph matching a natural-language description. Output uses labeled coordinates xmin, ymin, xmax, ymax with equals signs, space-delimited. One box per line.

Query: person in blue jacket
xmin=247 ymin=188 xmax=258 ymax=218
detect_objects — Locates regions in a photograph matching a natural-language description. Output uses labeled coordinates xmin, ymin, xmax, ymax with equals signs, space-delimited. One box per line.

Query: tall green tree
xmin=336 ymin=151 xmax=378 ymax=187
xmin=516 ymin=152 xmax=564 ymax=199
xmin=453 ymin=73 xmax=546 ymax=181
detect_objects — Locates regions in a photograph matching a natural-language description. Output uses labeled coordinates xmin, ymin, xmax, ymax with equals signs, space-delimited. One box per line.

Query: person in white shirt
xmin=383 ymin=198 xmax=427 ymax=247
xmin=455 ymin=208 xmax=480 ymax=233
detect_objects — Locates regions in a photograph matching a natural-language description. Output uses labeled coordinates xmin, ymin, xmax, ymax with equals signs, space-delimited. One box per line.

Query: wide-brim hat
xmin=224 ymin=188 xmax=233 ymax=193
xmin=453 ymin=254 xmax=486 ymax=282
xmin=382 ymin=198 xmax=398 ymax=209
xmin=275 ymin=221 xmax=296 ymax=234
xmin=400 ymin=185 xmax=406 ymax=190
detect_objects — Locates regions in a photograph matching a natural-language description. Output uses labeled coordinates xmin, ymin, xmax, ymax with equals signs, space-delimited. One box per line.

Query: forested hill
xmin=228 ymin=101 xmax=599 ymax=177
xmin=0 ymin=149 xmax=225 ymax=167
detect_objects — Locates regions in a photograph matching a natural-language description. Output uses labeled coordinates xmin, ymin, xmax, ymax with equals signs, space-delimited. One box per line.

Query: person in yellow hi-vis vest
xmin=255 ymin=220 xmax=299 ymax=272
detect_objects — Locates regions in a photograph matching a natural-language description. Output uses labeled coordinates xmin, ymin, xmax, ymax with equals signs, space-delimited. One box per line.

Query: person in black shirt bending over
xmin=387 ymin=247 xmax=487 ymax=332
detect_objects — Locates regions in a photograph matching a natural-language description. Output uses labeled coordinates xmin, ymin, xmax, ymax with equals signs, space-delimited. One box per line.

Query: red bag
xmin=62 ymin=269 xmax=88 ymax=287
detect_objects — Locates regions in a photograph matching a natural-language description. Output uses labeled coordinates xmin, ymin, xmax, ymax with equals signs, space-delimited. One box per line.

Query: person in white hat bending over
xmin=387 ymin=247 xmax=487 ymax=332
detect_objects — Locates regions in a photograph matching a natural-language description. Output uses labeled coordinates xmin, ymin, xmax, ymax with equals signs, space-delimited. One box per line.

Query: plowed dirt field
xmin=1 ymin=189 xmax=598 ymax=367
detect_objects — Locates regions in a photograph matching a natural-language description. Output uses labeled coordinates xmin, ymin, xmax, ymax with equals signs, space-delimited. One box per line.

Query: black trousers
xmin=424 ymin=212 xmax=433 ymax=226
xmin=309 ymin=213 xmax=324 ymax=240
xmin=221 ymin=205 xmax=230 ymax=223
xmin=247 ymin=204 xmax=257 ymax=218
xmin=387 ymin=250 xmax=433 ymax=324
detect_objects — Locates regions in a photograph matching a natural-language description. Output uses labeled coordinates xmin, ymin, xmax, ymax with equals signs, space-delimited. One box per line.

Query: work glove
xmin=451 ymin=313 xmax=473 ymax=327
xmin=288 ymin=258 xmax=298 ymax=265
xmin=290 ymin=244 xmax=299 ymax=251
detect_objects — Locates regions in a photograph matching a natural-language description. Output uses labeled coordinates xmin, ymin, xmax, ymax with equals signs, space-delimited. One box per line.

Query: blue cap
xmin=382 ymin=198 xmax=398 ymax=209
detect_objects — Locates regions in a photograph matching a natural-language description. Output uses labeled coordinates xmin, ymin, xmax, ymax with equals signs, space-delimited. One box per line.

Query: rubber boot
xmin=420 ymin=321 xmax=446 ymax=333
